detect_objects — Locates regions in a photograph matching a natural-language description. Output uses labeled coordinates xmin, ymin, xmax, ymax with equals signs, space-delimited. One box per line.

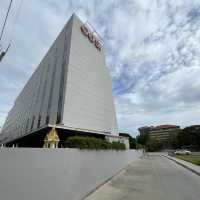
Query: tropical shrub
xmin=64 ymin=136 xmax=125 ymax=150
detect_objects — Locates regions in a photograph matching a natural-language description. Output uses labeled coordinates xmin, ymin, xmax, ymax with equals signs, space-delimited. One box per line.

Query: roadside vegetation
xmin=146 ymin=139 xmax=163 ymax=152
xmin=64 ymin=136 xmax=126 ymax=150
xmin=176 ymin=155 xmax=200 ymax=166
xmin=136 ymin=126 xmax=200 ymax=152
xmin=119 ymin=133 xmax=136 ymax=149
xmin=170 ymin=126 xmax=200 ymax=150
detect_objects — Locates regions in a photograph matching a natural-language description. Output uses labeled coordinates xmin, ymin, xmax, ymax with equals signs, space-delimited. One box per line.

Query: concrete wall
xmin=0 ymin=148 xmax=141 ymax=200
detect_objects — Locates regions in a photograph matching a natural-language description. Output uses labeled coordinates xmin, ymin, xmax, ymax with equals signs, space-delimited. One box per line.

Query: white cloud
xmin=1 ymin=0 xmax=200 ymax=137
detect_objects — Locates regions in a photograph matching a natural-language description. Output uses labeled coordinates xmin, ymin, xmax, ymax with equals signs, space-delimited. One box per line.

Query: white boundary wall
xmin=0 ymin=148 xmax=141 ymax=200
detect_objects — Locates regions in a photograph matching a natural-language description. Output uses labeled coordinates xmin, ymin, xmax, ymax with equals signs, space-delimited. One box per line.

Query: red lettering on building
xmin=95 ymin=40 xmax=101 ymax=51
xmin=81 ymin=25 xmax=89 ymax=36
xmin=88 ymin=32 xmax=95 ymax=43
xmin=80 ymin=25 xmax=102 ymax=51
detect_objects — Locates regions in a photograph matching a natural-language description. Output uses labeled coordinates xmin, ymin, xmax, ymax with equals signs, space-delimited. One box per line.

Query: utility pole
xmin=0 ymin=0 xmax=14 ymax=63
xmin=0 ymin=44 xmax=10 ymax=62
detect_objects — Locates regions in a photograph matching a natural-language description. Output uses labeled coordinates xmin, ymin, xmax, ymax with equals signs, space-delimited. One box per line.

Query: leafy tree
xmin=168 ymin=129 xmax=181 ymax=148
xmin=119 ymin=133 xmax=136 ymax=149
xmin=136 ymin=134 xmax=149 ymax=146
xmin=146 ymin=138 xmax=162 ymax=152
xmin=177 ymin=126 xmax=200 ymax=149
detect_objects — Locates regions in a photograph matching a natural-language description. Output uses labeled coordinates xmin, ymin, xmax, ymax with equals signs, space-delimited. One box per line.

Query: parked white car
xmin=174 ymin=149 xmax=191 ymax=155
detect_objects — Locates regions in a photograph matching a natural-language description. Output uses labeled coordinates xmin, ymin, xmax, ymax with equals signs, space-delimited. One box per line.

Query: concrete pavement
xmin=85 ymin=154 xmax=200 ymax=200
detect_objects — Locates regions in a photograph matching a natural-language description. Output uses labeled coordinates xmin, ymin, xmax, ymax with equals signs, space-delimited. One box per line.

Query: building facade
xmin=0 ymin=14 xmax=128 ymax=147
xmin=139 ymin=125 xmax=180 ymax=143
xmin=138 ymin=126 xmax=152 ymax=136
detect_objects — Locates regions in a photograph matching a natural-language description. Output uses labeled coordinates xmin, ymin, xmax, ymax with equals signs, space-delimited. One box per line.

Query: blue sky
xmin=1 ymin=0 xmax=200 ymax=136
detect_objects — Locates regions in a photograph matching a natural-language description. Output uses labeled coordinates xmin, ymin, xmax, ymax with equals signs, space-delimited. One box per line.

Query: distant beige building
xmin=139 ymin=125 xmax=180 ymax=142
xmin=149 ymin=125 xmax=180 ymax=142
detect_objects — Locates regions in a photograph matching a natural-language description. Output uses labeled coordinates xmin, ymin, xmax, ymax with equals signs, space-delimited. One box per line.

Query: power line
xmin=0 ymin=0 xmax=14 ymax=42
xmin=9 ymin=0 xmax=24 ymax=45
xmin=0 ymin=0 xmax=24 ymax=63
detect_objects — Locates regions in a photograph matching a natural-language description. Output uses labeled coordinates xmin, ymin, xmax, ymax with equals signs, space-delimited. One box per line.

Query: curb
xmin=163 ymin=155 xmax=200 ymax=176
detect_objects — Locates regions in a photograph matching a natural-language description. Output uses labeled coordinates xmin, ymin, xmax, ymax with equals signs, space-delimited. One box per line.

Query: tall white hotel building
xmin=0 ymin=14 xmax=129 ymax=148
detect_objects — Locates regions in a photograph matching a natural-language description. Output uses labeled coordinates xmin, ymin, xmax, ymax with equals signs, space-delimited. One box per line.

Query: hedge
xmin=64 ymin=136 xmax=126 ymax=150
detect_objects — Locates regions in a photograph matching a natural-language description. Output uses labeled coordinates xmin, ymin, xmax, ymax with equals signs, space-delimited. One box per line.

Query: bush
xmin=64 ymin=136 xmax=125 ymax=150
xmin=111 ymin=141 xmax=126 ymax=150
xmin=146 ymin=139 xmax=162 ymax=152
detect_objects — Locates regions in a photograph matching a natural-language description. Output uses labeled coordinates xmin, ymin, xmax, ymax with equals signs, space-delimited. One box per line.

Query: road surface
xmin=85 ymin=154 xmax=200 ymax=200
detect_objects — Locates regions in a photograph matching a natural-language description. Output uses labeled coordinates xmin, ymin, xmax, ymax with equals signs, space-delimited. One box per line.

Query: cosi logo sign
xmin=80 ymin=25 xmax=102 ymax=51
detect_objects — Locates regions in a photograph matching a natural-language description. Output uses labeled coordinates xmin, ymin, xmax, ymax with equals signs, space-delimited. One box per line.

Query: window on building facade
xmin=25 ymin=118 xmax=29 ymax=133
xmin=37 ymin=115 xmax=41 ymax=128
xmin=57 ymin=31 xmax=68 ymax=124
xmin=31 ymin=116 xmax=35 ymax=130
xmin=46 ymin=115 xmax=49 ymax=125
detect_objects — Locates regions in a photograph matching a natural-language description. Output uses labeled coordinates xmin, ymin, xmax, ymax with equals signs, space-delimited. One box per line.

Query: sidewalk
xmin=163 ymin=155 xmax=200 ymax=176
xmin=84 ymin=154 xmax=200 ymax=200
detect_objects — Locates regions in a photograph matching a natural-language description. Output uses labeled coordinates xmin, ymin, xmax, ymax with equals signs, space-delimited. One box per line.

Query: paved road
xmin=85 ymin=154 xmax=200 ymax=200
